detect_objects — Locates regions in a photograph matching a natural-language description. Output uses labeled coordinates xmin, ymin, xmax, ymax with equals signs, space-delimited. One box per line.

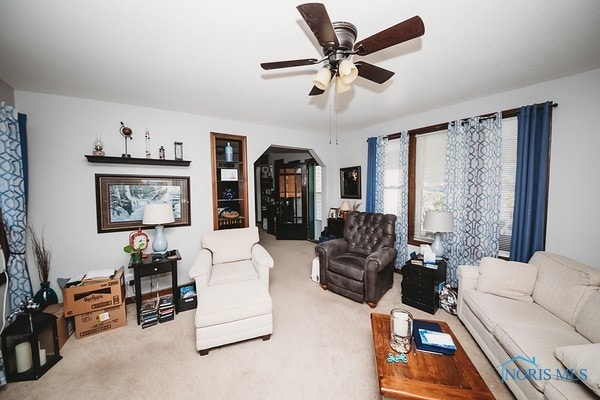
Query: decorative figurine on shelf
xmin=159 ymin=146 xmax=165 ymax=160
xmin=145 ymin=128 xmax=151 ymax=159
xmin=92 ymin=134 xmax=105 ymax=156
xmin=120 ymin=121 xmax=133 ymax=158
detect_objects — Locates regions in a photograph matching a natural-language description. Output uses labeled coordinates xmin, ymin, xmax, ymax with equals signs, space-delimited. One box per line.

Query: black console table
xmin=129 ymin=251 xmax=181 ymax=324
xmin=326 ymin=217 xmax=345 ymax=239
xmin=401 ymin=259 xmax=447 ymax=314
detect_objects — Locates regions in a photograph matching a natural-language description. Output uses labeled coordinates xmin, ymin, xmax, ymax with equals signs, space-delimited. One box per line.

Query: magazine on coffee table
xmin=413 ymin=320 xmax=456 ymax=355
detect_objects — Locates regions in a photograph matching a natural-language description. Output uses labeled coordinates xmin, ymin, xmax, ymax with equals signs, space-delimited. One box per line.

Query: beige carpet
xmin=1 ymin=232 xmax=514 ymax=400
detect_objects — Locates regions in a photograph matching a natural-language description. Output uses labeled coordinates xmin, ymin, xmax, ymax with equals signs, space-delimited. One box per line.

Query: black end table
xmin=400 ymin=259 xmax=447 ymax=314
xmin=129 ymin=250 xmax=181 ymax=325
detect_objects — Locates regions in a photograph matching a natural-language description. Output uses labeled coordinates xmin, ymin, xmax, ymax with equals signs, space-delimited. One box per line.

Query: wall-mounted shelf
xmin=85 ymin=155 xmax=191 ymax=166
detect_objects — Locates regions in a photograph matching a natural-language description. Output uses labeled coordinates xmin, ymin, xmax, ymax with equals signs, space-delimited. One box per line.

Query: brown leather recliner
xmin=315 ymin=211 xmax=397 ymax=307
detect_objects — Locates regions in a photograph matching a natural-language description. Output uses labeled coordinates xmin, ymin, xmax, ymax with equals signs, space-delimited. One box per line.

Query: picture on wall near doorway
xmin=340 ymin=166 xmax=361 ymax=199
xmin=328 ymin=208 xmax=339 ymax=219
xmin=95 ymin=174 xmax=191 ymax=233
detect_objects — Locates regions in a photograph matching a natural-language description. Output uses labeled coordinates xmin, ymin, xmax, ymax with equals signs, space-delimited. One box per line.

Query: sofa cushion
xmin=493 ymin=323 xmax=590 ymax=392
xmin=575 ymin=290 xmax=600 ymax=343
xmin=555 ymin=343 xmax=600 ymax=397
xmin=209 ymin=260 xmax=258 ymax=286
xmin=329 ymin=253 xmax=365 ymax=281
xmin=202 ymin=227 xmax=258 ymax=264
xmin=476 ymin=257 xmax=537 ymax=302
xmin=195 ymin=280 xmax=272 ymax=328
xmin=462 ymin=289 xmax=573 ymax=334
xmin=531 ymin=252 xmax=600 ymax=326
xmin=544 ymin=378 xmax=598 ymax=400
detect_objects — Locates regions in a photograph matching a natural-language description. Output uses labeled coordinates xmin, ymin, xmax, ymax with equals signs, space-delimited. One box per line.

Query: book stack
xmin=140 ymin=298 xmax=159 ymax=329
xmin=413 ymin=320 xmax=456 ymax=355
xmin=158 ymin=294 xmax=175 ymax=323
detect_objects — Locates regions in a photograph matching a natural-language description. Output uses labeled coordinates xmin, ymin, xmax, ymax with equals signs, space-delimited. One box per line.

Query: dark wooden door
xmin=274 ymin=159 xmax=308 ymax=240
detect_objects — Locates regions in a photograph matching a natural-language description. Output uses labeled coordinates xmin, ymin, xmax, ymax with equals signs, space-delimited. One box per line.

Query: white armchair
xmin=189 ymin=226 xmax=274 ymax=289
xmin=188 ymin=226 xmax=275 ymax=355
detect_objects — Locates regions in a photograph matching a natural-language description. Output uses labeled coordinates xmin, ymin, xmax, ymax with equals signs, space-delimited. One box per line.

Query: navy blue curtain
xmin=365 ymin=137 xmax=377 ymax=212
xmin=510 ymin=102 xmax=553 ymax=262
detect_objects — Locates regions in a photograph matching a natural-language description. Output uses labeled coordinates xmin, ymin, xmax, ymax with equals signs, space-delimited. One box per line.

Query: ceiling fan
xmin=260 ymin=3 xmax=425 ymax=96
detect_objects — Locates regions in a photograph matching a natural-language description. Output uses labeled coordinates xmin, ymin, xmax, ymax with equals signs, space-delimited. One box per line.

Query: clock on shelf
xmin=129 ymin=228 xmax=149 ymax=257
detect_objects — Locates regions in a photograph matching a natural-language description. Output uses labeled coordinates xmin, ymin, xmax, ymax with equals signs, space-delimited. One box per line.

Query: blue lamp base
xmin=152 ymin=225 xmax=168 ymax=254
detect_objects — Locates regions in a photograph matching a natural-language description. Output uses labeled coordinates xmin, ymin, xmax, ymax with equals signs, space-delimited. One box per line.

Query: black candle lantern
xmin=1 ymin=310 xmax=62 ymax=381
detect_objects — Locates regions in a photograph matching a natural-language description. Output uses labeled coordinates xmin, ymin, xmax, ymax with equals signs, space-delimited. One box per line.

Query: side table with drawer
xmin=129 ymin=250 xmax=181 ymax=325
xmin=401 ymin=260 xmax=447 ymax=314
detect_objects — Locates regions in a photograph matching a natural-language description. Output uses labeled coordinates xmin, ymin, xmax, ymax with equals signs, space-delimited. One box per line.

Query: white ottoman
xmin=195 ymin=280 xmax=273 ymax=355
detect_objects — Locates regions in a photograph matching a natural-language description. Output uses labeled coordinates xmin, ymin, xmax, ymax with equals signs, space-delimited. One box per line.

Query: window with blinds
xmin=384 ymin=116 xmax=518 ymax=257
xmin=314 ymin=165 xmax=322 ymax=221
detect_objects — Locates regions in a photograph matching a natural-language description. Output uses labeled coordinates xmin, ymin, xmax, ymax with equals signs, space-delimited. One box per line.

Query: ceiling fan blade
xmin=355 ymin=61 xmax=395 ymax=84
xmin=261 ymin=58 xmax=319 ymax=70
xmin=297 ymin=3 xmax=339 ymax=49
xmin=309 ymin=86 xmax=325 ymax=96
xmin=354 ymin=16 xmax=424 ymax=55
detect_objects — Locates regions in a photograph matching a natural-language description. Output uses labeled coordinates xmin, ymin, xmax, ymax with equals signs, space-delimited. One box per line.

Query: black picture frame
xmin=95 ymin=174 xmax=191 ymax=233
xmin=340 ymin=166 xmax=361 ymax=199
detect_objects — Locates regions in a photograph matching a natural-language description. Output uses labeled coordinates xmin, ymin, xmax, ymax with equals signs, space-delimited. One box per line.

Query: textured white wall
xmin=343 ymin=68 xmax=600 ymax=268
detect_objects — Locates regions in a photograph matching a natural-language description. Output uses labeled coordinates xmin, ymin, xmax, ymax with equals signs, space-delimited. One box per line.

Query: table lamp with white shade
xmin=423 ymin=210 xmax=454 ymax=260
xmin=142 ymin=203 xmax=175 ymax=254
xmin=339 ymin=200 xmax=352 ymax=219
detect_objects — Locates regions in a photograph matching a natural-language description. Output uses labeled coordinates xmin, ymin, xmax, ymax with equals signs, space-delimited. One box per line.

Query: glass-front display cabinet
xmin=210 ymin=132 xmax=248 ymax=230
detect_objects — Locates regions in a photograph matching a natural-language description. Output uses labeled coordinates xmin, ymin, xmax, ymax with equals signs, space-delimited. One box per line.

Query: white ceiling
xmin=1 ymin=1 xmax=599 ymax=133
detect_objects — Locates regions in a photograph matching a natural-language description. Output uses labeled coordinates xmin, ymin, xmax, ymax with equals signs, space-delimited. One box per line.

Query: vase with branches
xmin=29 ymin=225 xmax=58 ymax=308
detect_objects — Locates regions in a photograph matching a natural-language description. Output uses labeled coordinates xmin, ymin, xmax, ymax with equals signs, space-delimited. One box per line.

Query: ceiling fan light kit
xmin=338 ymin=59 xmax=358 ymax=84
xmin=260 ymin=3 xmax=425 ymax=96
xmin=335 ymin=76 xmax=352 ymax=94
xmin=313 ymin=67 xmax=332 ymax=90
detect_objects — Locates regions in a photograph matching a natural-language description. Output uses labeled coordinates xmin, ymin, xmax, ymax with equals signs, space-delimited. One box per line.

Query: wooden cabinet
xmin=210 ymin=133 xmax=248 ymax=230
xmin=401 ymin=260 xmax=447 ymax=314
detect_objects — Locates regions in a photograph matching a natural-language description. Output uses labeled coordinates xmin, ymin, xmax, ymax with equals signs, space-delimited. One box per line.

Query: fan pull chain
xmin=329 ymin=104 xmax=332 ymax=145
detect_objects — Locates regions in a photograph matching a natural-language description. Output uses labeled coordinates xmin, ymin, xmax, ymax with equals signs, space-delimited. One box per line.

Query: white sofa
xmin=457 ymin=252 xmax=600 ymax=400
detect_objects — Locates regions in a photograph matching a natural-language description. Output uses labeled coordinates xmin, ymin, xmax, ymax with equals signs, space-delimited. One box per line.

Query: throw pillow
xmin=555 ymin=343 xmax=600 ymax=397
xmin=575 ymin=290 xmax=600 ymax=343
xmin=476 ymin=257 xmax=537 ymax=302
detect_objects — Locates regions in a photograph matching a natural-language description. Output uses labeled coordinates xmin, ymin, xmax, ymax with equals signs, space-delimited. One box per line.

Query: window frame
xmin=386 ymin=108 xmax=523 ymax=248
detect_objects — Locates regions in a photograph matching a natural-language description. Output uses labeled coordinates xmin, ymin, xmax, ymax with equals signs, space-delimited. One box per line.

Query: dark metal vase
xmin=33 ymin=282 xmax=58 ymax=309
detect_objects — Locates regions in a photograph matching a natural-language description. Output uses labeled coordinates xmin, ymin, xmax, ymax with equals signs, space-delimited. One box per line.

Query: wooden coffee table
xmin=371 ymin=313 xmax=494 ymax=400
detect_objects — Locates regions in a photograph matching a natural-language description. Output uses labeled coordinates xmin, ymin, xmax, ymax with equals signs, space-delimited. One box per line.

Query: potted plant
xmin=28 ymin=225 xmax=58 ymax=309
xmin=124 ymin=242 xmax=144 ymax=264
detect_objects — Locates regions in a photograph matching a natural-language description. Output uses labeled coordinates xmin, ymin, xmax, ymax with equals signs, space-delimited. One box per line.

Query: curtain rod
xmin=375 ymin=101 xmax=558 ymax=141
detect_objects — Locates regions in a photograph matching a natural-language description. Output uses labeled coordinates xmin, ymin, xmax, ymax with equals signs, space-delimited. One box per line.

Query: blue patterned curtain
xmin=510 ymin=102 xmax=553 ymax=262
xmin=0 ymin=102 xmax=31 ymax=386
xmin=0 ymin=103 xmax=32 ymax=308
xmin=394 ymin=131 xmax=409 ymax=267
xmin=443 ymin=114 xmax=502 ymax=286
xmin=366 ymin=136 xmax=387 ymax=212
xmin=366 ymin=137 xmax=377 ymax=212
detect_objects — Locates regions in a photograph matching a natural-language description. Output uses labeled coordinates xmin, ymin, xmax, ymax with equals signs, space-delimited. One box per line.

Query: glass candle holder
xmin=390 ymin=308 xmax=413 ymax=353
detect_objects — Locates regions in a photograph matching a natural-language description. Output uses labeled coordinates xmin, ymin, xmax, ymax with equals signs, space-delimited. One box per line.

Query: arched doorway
xmin=254 ymin=146 xmax=323 ymax=241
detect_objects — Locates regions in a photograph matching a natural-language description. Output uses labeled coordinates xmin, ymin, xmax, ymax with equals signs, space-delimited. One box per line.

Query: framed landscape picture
xmin=95 ymin=174 xmax=191 ymax=233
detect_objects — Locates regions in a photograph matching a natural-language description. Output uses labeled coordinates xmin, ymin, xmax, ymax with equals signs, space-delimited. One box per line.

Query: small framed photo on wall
xmin=340 ymin=166 xmax=361 ymax=199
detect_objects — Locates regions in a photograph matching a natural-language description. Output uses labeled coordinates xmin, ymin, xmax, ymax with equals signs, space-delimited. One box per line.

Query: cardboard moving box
xmin=74 ymin=303 xmax=127 ymax=339
xmin=44 ymin=303 xmax=74 ymax=349
xmin=63 ymin=268 xmax=124 ymax=317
